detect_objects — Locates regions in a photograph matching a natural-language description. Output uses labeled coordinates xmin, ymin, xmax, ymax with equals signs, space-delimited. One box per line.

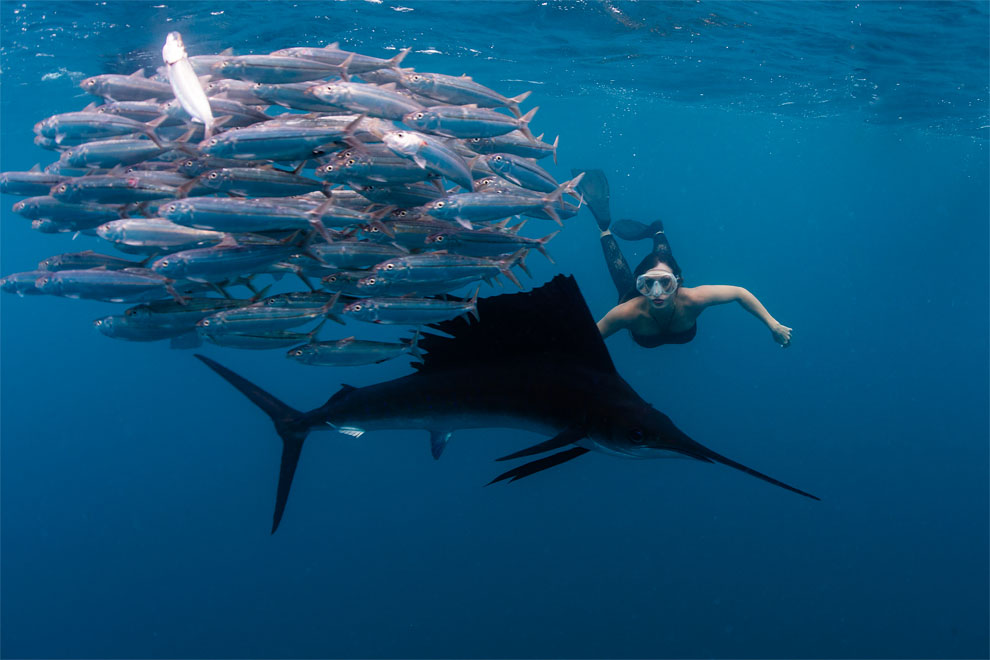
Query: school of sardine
xmin=1 ymin=34 xmax=584 ymax=367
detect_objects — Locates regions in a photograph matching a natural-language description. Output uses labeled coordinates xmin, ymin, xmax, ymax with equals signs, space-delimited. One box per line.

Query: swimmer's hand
xmin=772 ymin=323 xmax=792 ymax=348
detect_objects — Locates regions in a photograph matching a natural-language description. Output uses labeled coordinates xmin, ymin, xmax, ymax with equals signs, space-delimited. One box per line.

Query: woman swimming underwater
xmin=574 ymin=169 xmax=793 ymax=348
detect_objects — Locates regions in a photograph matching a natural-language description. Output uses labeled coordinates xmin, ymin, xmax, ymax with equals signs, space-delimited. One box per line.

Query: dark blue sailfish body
xmin=196 ymin=275 xmax=818 ymax=533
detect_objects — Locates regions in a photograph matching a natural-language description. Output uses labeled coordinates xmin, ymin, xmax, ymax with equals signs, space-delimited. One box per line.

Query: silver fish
xmin=38 ymin=250 xmax=145 ymax=272
xmin=341 ymin=290 xmax=479 ymax=325
xmin=403 ymin=105 xmax=538 ymax=140
xmin=272 ymin=43 xmax=411 ymax=74
xmin=97 ymin=218 xmax=226 ymax=249
xmin=0 ymin=166 xmax=66 ymax=196
xmin=286 ymin=333 xmax=421 ymax=367
xmin=307 ymin=81 xmax=424 ymax=120
xmin=80 ymin=69 xmax=174 ymax=102
xmin=398 ymin=70 xmax=531 ymax=116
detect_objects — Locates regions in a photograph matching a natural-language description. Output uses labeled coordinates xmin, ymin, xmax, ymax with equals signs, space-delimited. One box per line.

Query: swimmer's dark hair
xmin=620 ymin=229 xmax=683 ymax=303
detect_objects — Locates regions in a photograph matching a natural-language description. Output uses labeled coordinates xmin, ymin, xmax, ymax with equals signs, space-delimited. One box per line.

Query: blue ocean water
xmin=1 ymin=1 xmax=987 ymax=658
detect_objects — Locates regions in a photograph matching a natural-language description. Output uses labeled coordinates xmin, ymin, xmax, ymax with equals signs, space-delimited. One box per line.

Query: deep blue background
xmin=2 ymin=2 xmax=987 ymax=658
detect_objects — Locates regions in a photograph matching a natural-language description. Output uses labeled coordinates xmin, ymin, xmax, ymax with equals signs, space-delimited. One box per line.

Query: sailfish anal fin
xmin=496 ymin=424 xmax=586 ymax=461
xmin=487 ymin=447 xmax=590 ymax=485
xmin=430 ymin=430 xmax=452 ymax=460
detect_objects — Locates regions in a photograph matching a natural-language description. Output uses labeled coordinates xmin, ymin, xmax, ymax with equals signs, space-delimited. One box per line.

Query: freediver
xmin=573 ymin=169 xmax=793 ymax=348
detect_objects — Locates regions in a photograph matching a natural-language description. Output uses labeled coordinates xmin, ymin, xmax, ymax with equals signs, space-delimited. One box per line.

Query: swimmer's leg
xmin=571 ymin=168 xmax=611 ymax=231
xmin=601 ymin=232 xmax=635 ymax=299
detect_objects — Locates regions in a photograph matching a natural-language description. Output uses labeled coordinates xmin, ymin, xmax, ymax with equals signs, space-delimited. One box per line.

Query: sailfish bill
xmin=195 ymin=275 xmax=818 ymax=533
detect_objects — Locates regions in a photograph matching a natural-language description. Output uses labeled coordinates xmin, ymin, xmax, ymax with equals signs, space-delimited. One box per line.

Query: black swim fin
xmin=571 ymin=168 xmax=611 ymax=231
xmin=612 ymin=218 xmax=666 ymax=242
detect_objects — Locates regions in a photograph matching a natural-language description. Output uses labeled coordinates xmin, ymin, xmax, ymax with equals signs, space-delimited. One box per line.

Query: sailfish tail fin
xmin=194 ymin=353 xmax=314 ymax=534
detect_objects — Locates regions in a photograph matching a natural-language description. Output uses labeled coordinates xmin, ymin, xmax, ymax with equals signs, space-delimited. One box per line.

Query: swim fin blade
xmin=611 ymin=218 xmax=665 ymax=242
xmin=571 ymin=168 xmax=611 ymax=231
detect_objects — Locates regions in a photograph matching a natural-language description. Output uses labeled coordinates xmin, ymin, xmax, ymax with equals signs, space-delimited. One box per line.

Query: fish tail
xmin=194 ymin=353 xmax=318 ymax=534
xmin=389 ymin=47 xmax=412 ymax=70
xmin=407 ymin=328 xmax=424 ymax=359
xmin=498 ymin=248 xmax=529 ymax=287
xmin=537 ymin=230 xmax=559 ymax=264
xmin=467 ymin=286 xmax=481 ymax=321
xmin=517 ymin=105 xmax=539 ymax=141
xmin=506 ymin=90 xmax=531 ymax=118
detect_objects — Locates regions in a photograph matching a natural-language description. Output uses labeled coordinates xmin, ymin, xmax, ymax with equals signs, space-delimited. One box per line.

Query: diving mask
xmin=636 ymin=271 xmax=678 ymax=297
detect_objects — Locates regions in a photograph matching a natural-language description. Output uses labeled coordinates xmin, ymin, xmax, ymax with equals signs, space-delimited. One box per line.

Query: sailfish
xmin=196 ymin=275 xmax=818 ymax=533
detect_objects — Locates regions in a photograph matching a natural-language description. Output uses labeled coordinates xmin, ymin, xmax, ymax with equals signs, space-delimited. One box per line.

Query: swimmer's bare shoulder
xmin=596 ymin=297 xmax=643 ymax=338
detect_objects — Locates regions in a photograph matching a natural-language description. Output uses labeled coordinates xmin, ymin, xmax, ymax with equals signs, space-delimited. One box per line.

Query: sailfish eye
xmin=414 ymin=112 xmax=424 ymax=120
xmin=292 ymin=349 xmax=303 ymax=356
xmin=628 ymin=429 xmax=645 ymax=444
xmin=352 ymin=304 xmax=362 ymax=311
xmin=384 ymin=263 xmax=394 ymax=270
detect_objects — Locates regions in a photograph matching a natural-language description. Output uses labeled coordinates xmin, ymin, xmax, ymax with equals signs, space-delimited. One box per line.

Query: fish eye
xmin=628 ymin=429 xmax=645 ymax=444
xmin=292 ymin=349 xmax=302 ymax=356
xmin=411 ymin=75 xmax=421 ymax=82
xmin=435 ymin=201 xmax=445 ymax=208
xmin=209 ymin=138 xmax=218 ymax=146
xmin=396 ymin=210 xmax=407 ymax=217
xmin=324 ymin=165 xmax=334 ymax=172
xmin=369 ymin=226 xmax=379 ymax=233
xmin=202 ymin=319 xmax=210 ymax=326
xmin=493 ymin=155 xmax=502 ymax=162
xmin=325 ymin=275 xmax=337 ymax=283
xmin=435 ymin=235 xmax=444 ymax=242
xmin=385 ymin=264 xmax=394 ymax=270
xmin=208 ymin=172 xmax=218 ymax=179
xmin=414 ymin=112 xmax=424 ymax=120
xmin=352 ymin=304 xmax=362 ymax=311
xmin=160 ymin=260 xmax=169 ymax=267
xmin=57 ymin=184 xmax=67 ymax=193
xmin=346 ymin=159 xmax=355 ymax=165
xmin=184 ymin=160 xmax=195 ymax=167
xmin=469 ymin=138 xmax=481 ymax=143
xmin=366 ymin=277 xmax=376 ymax=284
xmin=253 ymin=83 xmax=263 ymax=89
xmin=167 ymin=204 xmax=177 ymax=212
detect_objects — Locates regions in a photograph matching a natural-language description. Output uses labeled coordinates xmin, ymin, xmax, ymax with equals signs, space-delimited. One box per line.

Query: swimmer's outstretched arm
xmin=686 ymin=285 xmax=793 ymax=347
xmin=596 ymin=301 xmax=635 ymax=338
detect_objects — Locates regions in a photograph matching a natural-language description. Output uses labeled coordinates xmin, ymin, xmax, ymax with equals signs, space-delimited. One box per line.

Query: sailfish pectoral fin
xmin=495 ymin=424 xmax=587 ymax=461
xmin=486 ymin=447 xmax=590 ymax=485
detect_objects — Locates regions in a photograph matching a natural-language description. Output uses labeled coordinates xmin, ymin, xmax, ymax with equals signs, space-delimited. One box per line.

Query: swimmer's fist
xmin=772 ymin=323 xmax=792 ymax=348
